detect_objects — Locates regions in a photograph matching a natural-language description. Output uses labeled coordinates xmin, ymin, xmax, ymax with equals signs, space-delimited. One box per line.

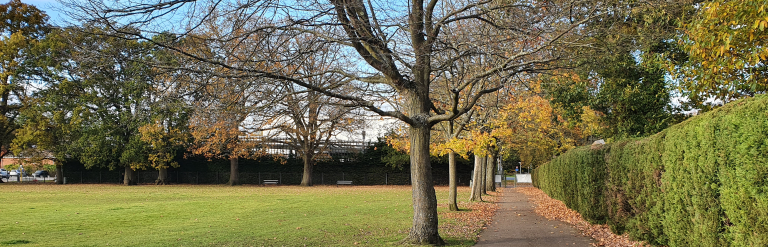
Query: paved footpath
xmin=475 ymin=186 xmax=595 ymax=246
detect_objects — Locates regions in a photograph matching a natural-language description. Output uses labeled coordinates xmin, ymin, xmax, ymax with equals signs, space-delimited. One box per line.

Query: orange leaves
xmin=188 ymin=114 xmax=266 ymax=160
xmin=439 ymin=191 xmax=500 ymax=241
xmin=385 ymin=128 xmax=410 ymax=153
xmin=518 ymin=187 xmax=648 ymax=247
xmin=491 ymin=80 xmax=596 ymax=167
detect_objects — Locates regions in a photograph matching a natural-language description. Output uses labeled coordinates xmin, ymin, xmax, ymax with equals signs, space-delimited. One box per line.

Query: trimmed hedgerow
xmin=533 ymin=94 xmax=768 ymax=246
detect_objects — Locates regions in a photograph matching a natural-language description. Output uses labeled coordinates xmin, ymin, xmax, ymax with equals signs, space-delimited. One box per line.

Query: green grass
xmin=0 ymin=184 xmax=477 ymax=246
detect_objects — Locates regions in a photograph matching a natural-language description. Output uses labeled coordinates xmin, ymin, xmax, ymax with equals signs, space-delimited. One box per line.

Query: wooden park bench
xmin=336 ymin=180 xmax=353 ymax=186
xmin=263 ymin=179 xmax=279 ymax=185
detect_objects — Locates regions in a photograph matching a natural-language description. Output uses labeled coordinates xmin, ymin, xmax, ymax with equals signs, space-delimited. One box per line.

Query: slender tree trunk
xmin=55 ymin=164 xmax=63 ymax=185
xmin=448 ymin=151 xmax=459 ymax=211
xmin=485 ymin=152 xmax=496 ymax=192
xmin=469 ymin=154 xmax=484 ymax=201
xmin=228 ymin=156 xmax=240 ymax=186
xmin=480 ymin=155 xmax=487 ymax=195
xmin=155 ymin=167 xmax=168 ymax=185
xmin=404 ymin=123 xmax=444 ymax=245
xmin=300 ymin=155 xmax=313 ymax=186
xmin=123 ymin=167 xmax=137 ymax=185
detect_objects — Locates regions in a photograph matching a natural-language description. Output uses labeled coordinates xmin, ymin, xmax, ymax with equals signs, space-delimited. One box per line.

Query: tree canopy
xmin=670 ymin=0 xmax=768 ymax=108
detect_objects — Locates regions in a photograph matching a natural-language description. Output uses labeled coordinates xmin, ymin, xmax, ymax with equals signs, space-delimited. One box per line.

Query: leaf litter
xmin=516 ymin=187 xmax=649 ymax=247
xmin=438 ymin=191 xmax=500 ymax=241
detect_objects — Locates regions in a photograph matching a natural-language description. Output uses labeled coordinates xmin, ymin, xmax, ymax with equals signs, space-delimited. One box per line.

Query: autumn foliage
xmin=672 ymin=0 xmax=768 ymax=105
xmin=492 ymin=81 xmax=601 ymax=168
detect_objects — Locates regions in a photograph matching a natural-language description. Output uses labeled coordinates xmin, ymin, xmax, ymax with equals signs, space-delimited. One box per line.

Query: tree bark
xmin=485 ymin=152 xmax=496 ymax=192
xmin=404 ymin=123 xmax=444 ymax=245
xmin=480 ymin=155 xmax=487 ymax=195
xmin=228 ymin=156 xmax=240 ymax=186
xmin=448 ymin=151 xmax=459 ymax=211
xmin=155 ymin=167 xmax=168 ymax=185
xmin=469 ymin=154 xmax=484 ymax=201
xmin=55 ymin=164 xmax=63 ymax=185
xmin=300 ymin=155 xmax=313 ymax=186
xmin=123 ymin=167 xmax=137 ymax=185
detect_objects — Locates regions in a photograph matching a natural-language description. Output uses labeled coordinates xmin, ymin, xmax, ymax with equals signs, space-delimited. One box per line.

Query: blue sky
xmin=21 ymin=0 xmax=69 ymax=25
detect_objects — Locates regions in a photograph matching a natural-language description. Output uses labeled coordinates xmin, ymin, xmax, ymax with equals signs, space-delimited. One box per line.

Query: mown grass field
xmin=0 ymin=184 xmax=487 ymax=246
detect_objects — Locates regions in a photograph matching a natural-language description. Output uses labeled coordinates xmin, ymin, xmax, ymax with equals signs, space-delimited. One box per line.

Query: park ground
xmin=0 ymin=184 xmax=498 ymax=247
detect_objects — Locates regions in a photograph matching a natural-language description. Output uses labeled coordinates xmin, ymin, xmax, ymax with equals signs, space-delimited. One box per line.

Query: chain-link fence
xmin=62 ymin=171 xmax=473 ymax=185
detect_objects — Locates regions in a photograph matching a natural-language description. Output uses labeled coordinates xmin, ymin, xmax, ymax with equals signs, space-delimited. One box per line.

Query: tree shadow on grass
xmin=1 ymin=240 xmax=31 ymax=245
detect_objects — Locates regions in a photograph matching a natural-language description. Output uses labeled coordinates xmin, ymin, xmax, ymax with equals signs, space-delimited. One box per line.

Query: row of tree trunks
xmin=470 ymin=151 xmax=500 ymax=201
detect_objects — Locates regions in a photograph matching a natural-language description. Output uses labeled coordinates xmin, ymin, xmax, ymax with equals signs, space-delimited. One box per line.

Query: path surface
xmin=475 ymin=186 xmax=595 ymax=246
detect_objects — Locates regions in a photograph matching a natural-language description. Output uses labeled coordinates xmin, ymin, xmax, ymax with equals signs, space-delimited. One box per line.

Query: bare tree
xmin=65 ymin=0 xmax=605 ymax=243
xmin=259 ymin=40 xmax=365 ymax=186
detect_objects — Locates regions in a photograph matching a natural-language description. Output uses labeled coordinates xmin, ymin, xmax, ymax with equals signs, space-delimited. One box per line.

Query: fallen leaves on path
xmin=438 ymin=192 xmax=500 ymax=241
xmin=516 ymin=187 xmax=648 ymax=247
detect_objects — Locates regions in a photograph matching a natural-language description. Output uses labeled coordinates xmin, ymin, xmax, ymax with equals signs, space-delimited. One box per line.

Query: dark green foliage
xmin=534 ymin=94 xmax=768 ymax=246
xmin=377 ymin=139 xmax=410 ymax=170
xmin=62 ymin=139 xmax=475 ymax=177
xmin=534 ymin=146 xmax=607 ymax=224
xmin=545 ymin=52 xmax=678 ymax=139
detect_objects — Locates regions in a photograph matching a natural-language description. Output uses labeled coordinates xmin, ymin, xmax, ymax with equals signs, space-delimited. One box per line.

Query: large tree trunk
xmin=123 ymin=167 xmax=137 ymax=185
xmin=448 ymin=151 xmax=459 ymax=211
xmin=300 ymin=155 xmax=313 ymax=186
xmin=155 ymin=167 xmax=168 ymax=185
xmin=485 ymin=152 xmax=496 ymax=192
xmin=55 ymin=164 xmax=63 ymax=185
xmin=228 ymin=156 xmax=240 ymax=186
xmin=470 ymin=154 xmax=484 ymax=201
xmin=404 ymin=123 xmax=444 ymax=245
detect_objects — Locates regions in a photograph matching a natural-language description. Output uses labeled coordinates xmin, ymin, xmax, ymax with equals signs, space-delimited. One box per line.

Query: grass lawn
xmin=0 ymin=184 xmax=491 ymax=246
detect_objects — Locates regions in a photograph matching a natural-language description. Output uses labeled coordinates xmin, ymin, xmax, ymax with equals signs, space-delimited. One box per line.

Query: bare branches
xmin=64 ymin=0 xmax=609 ymax=130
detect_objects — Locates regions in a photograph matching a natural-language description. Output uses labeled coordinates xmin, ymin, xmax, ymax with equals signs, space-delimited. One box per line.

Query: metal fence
xmin=62 ymin=171 xmax=473 ymax=186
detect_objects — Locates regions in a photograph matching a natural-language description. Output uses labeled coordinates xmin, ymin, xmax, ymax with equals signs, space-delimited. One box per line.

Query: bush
xmin=4 ymin=164 xmax=18 ymax=171
xmin=534 ymin=94 xmax=768 ymax=246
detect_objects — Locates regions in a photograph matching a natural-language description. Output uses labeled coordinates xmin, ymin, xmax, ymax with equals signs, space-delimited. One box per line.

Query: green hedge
xmin=533 ymin=94 xmax=768 ymax=246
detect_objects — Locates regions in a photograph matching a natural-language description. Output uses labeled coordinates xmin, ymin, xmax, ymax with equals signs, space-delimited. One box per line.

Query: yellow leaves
xmin=138 ymin=120 xmax=188 ymax=169
xmin=673 ymin=0 xmax=768 ymax=99
xmin=577 ymin=106 xmax=603 ymax=138
xmin=385 ymin=129 xmax=410 ymax=153
xmin=492 ymin=87 xmax=596 ymax=168
xmin=433 ymin=137 xmax=473 ymax=158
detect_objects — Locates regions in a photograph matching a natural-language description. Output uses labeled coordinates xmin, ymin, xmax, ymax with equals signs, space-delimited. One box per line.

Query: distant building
xmin=0 ymin=154 xmax=55 ymax=169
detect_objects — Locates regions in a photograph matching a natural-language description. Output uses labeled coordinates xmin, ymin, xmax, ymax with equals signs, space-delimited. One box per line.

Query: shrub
xmin=534 ymin=94 xmax=768 ymax=246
